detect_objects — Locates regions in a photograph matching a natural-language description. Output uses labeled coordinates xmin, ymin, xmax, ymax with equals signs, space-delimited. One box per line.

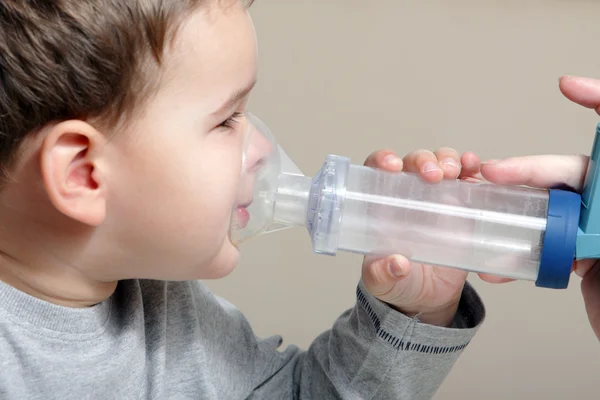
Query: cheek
xmin=108 ymin=136 xmax=243 ymax=261
xmin=160 ymin=149 xmax=242 ymax=237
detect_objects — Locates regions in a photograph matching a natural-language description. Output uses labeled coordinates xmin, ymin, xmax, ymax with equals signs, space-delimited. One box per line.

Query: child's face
xmin=103 ymin=3 xmax=262 ymax=281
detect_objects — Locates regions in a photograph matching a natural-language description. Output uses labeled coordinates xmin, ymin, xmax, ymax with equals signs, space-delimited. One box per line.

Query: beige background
xmin=206 ymin=1 xmax=600 ymax=398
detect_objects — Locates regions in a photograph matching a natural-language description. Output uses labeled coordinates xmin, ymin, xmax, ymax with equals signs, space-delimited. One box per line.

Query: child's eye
xmin=217 ymin=111 xmax=245 ymax=131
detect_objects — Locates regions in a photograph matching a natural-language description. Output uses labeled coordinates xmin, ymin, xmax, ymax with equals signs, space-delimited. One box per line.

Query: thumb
xmin=579 ymin=261 xmax=600 ymax=340
xmin=361 ymin=254 xmax=417 ymax=304
xmin=480 ymin=154 xmax=588 ymax=192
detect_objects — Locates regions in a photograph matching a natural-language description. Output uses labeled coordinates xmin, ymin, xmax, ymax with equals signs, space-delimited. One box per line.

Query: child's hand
xmin=361 ymin=148 xmax=510 ymax=327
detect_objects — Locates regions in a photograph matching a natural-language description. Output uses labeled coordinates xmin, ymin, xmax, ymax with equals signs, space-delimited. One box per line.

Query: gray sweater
xmin=0 ymin=278 xmax=484 ymax=399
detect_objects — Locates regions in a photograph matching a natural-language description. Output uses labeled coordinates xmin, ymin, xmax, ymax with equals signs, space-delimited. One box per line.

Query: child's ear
xmin=40 ymin=120 xmax=108 ymax=226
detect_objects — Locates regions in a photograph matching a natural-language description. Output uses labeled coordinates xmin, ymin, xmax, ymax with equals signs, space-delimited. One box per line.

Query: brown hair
xmin=0 ymin=0 xmax=251 ymax=184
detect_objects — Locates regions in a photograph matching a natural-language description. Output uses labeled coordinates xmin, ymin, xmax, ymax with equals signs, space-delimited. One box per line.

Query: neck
xmin=0 ymin=254 xmax=118 ymax=308
xmin=0 ymin=208 xmax=118 ymax=308
xmin=0 ymin=256 xmax=118 ymax=308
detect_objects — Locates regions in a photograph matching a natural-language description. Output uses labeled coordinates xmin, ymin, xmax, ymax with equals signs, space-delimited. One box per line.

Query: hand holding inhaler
xmin=359 ymin=149 xmax=506 ymax=327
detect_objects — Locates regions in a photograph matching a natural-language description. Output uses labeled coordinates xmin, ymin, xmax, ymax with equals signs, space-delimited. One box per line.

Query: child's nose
xmin=243 ymin=125 xmax=274 ymax=173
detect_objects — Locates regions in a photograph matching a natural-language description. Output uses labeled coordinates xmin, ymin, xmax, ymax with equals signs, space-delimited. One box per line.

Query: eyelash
xmin=218 ymin=111 xmax=245 ymax=130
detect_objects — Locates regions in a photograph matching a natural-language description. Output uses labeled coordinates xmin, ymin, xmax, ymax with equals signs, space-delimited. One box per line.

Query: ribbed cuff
xmin=356 ymin=280 xmax=485 ymax=355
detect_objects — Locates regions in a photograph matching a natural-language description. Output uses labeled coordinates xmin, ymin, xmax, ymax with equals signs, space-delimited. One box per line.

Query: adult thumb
xmin=580 ymin=262 xmax=600 ymax=340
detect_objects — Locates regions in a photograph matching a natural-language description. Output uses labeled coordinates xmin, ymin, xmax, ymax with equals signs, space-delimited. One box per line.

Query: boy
xmin=0 ymin=1 xmax=489 ymax=398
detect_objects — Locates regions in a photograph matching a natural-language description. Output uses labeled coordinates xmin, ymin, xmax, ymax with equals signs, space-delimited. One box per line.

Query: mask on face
xmin=229 ymin=113 xmax=586 ymax=291
xmin=229 ymin=112 xmax=304 ymax=245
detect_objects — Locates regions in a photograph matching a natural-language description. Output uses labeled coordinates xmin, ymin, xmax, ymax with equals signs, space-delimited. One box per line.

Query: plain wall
xmin=205 ymin=1 xmax=600 ymax=398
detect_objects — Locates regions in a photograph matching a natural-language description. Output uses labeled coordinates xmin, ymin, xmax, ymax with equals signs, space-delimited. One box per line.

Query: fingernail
xmin=384 ymin=154 xmax=402 ymax=169
xmin=422 ymin=162 xmax=441 ymax=173
xmin=441 ymin=158 xmax=460 ymax=169
xmin=574 ymin=262 xmax=594 ymax=278
xmin=389 ymin=257 xmax=407 ymax=278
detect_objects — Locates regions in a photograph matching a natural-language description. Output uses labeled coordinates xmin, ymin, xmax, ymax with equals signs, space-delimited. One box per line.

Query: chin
xmin=199 ymin=240 xmax=241 ymax=280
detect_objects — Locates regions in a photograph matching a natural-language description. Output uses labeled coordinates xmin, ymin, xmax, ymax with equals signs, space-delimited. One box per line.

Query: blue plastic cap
xmin=536 ymin=189 xmax=582 ymax=289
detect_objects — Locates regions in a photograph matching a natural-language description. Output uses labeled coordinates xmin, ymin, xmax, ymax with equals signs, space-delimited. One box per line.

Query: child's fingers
xmin=434 ymin=147 xmax=462 ymax=179
xmin=361 ymin=254 xmax=412 ymax=301
xmin=402 ymin=149 xmax=444 ymax=182
xmin=459 ymin=152 xmax=484 ymax=181
xmin=364 ymin=149 xmax=403 ymax=172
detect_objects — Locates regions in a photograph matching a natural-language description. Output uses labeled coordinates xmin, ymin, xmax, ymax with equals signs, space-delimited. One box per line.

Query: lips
xmin=235 ymin=201 xmax=252 ymax=230
xmin=236 ymin=207 xmax=250 ymax=229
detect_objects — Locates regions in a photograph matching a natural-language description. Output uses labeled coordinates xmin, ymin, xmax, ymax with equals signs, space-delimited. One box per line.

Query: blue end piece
xmin=536 ymin=189 xmax=581 ymax=289
xmin=576 ymin=123 xmax=600 ymax=259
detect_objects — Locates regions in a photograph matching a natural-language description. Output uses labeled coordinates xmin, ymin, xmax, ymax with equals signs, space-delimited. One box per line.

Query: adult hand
xmin=479 ymin=75 xmax=600 ymax=339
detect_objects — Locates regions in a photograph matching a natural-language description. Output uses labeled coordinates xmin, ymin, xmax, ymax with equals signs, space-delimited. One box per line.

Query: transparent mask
xmin=229 ymin=113 xmax=306 ymax=245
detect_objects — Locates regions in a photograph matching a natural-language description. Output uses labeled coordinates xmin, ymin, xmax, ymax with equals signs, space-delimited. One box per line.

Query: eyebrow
xmin=210 ymin=80 xmax=257 ymax=116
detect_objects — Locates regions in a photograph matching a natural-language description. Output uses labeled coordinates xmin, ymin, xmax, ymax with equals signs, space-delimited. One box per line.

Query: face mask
xmin=229 ymin=112 xmax=303 ymax=245
xmin=229 ymin=113 xmax=584 ymax=291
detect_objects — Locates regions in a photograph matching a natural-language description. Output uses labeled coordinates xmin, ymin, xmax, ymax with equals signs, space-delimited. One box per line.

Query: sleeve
xmin=232 ymin=280 xmax=486 ymax=400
